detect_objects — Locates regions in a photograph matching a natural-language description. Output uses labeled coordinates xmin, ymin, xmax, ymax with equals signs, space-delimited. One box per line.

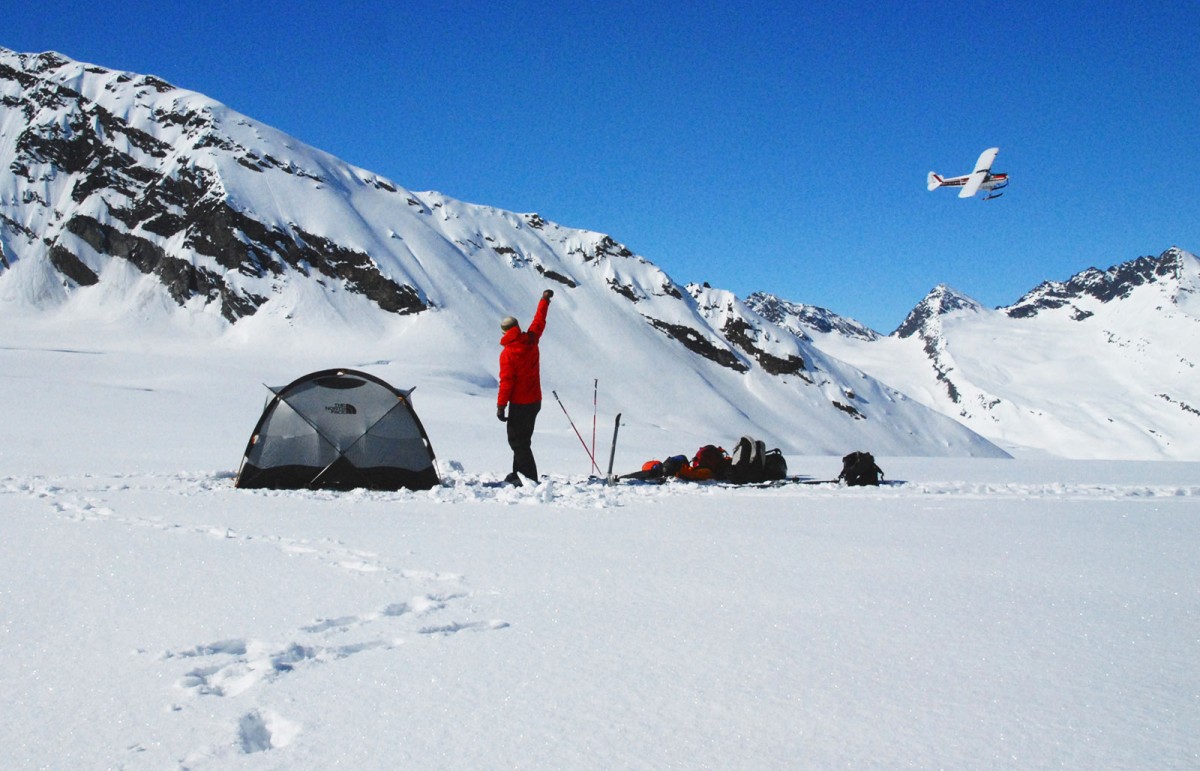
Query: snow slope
xmin=2 ymin=322 xmax=1198 ymax=769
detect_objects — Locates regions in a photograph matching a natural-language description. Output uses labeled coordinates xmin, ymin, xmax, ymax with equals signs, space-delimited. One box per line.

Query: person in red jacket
xmin=497 ymin=289 xmax=553 ymax=486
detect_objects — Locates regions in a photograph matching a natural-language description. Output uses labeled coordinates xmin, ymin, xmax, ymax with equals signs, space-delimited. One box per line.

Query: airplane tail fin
xmin=926 ymin=172 xmax=943 ymax=191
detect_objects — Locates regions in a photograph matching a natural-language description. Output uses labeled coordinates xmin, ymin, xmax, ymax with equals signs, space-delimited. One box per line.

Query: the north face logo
xmin=325 ymin=403 xmax=357 ymax=415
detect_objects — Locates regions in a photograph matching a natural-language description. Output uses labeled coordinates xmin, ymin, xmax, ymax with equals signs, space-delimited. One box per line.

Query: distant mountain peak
xmin=744 ymin=292 xmax=879 ymax=342
xmin=893 ymin=284 xmax=983 ymax=339
xmin=1004 ymin=248 xmax=1196 ymax=320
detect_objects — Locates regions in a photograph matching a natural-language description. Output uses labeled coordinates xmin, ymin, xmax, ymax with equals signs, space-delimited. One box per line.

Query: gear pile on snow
xmin=625 ymin=436 xmax=788 ymax=485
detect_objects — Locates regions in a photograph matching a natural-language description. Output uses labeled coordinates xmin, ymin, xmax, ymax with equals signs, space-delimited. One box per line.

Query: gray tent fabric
xmin=235 ymin=369 xmax=439 ymax=491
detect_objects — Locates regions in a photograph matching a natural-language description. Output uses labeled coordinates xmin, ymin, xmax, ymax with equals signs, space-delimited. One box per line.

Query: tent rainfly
xmin=235 ymin=369 xmax=439 ymax=491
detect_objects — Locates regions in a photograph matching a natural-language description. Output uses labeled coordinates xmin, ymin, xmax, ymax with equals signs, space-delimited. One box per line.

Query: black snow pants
xmin=507 ymin=401 xmax=541 ymax=481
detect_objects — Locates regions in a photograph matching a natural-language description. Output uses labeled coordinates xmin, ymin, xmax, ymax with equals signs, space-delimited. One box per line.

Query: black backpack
xmin=762 ymin=448 xmax=788 ymax=481
xmin=728 ymin=436 xmax=765 ymax=484
xmin=839 ymin=451 xmax=883 ymax=486
xmin=662 ymin=454 xmax=689 ymax=477
xmin=729 ymin=436 xmax=788 ymax=484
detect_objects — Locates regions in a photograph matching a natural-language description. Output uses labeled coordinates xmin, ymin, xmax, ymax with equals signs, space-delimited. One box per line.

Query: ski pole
xmin=552 ymin=390 xmax=600 ymax=474
xmin=591 ymin=379 xmax=598 ymax=470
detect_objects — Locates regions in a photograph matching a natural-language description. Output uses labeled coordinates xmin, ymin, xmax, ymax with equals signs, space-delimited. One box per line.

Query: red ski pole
xmin=552 ymin=390 xmax=600 ymax=475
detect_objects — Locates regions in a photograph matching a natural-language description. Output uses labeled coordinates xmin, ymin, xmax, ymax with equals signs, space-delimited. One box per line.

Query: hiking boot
xmin=504 ymin=472 xmax=523 ymax=487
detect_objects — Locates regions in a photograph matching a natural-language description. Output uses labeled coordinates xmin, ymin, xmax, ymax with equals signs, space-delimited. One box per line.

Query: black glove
xmin=497 ymin=406 xmax=507 ymax=422
xmin=543 ymin=289 xmax=554 ymax=300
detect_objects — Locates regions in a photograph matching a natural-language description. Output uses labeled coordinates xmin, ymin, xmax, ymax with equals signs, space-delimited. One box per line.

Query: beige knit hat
xmin=500 ymin=316 xmax=519 ymax=331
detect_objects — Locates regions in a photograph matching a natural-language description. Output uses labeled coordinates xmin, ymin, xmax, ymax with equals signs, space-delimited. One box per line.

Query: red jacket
xmin=498 ymin=297 xmax=550 ymax=407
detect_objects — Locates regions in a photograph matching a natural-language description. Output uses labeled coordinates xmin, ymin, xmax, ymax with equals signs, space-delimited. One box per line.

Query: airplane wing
xmin=958 ymin=170 xmax=987 ymax=198
xmin=973 ymin=147 xmax=1000 ymax=173
xmin=958 ymin=147 xmax=999 ymax=198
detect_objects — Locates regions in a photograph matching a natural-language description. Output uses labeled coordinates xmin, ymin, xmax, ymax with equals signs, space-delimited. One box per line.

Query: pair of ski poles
xmin=552 ymin=380 xmax=620 ymax=481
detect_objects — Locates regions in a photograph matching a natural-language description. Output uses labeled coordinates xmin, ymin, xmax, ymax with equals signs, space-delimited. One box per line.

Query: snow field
xmin=3 ymin=461 xmax=1198 ymax=768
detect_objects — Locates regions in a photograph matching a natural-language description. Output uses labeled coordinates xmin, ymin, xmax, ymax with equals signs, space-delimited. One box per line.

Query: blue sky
xmin=7 ymin=1 xmax=1198 ymax=331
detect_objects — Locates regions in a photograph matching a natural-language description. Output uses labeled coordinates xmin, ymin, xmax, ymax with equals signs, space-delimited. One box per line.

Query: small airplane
xmin=927 ymin=147 xmax=1008 ymax=200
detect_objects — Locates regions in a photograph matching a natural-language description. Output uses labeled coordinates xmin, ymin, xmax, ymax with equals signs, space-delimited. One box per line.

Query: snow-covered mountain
xmin=744 ymin=292 xmax=880 ymax=343
xmin=4 ymin=48 xmax=1196 ymax=461
xmin=801 ymin=248 xmax=1200 ymax=459
xmin=0 ymin=47 xmax=1001 ymax=459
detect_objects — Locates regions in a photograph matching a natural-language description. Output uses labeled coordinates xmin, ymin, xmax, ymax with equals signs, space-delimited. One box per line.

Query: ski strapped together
xmin=606 ymin=413 xmax=622 ymax=485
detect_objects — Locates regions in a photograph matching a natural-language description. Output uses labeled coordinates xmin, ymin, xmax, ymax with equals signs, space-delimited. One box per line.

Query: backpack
xmin=640 ymin=460 xmax=664 ymax=478
xmin=762 ymin=448 xmax=788 ymax=481
xmin=728 ymin=436 xmax=766 ymax=484
xmin=839 ymin=451 xmax=883 ymax=486
xmin=662 ymin=455 xmax=689 ymax=478
xmin=691 ymin=444 xmax=731 ymax=480
xmin=729 ymin=437 xmax=789 ymax=484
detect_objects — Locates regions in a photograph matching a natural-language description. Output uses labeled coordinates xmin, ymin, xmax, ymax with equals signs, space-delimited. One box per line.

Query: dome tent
xmin=235 ymin=369 xmax=439 ymax=491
